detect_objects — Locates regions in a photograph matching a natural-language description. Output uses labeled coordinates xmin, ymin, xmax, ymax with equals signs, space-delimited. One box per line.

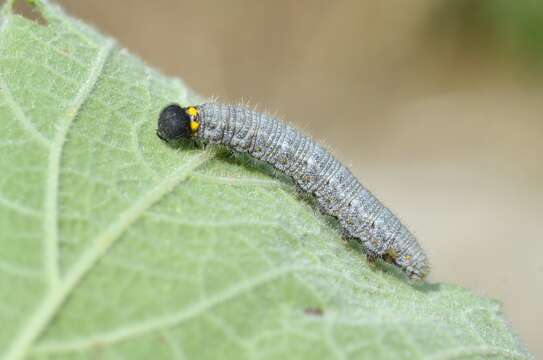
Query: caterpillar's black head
xmin=157 ymin=104 xmax=195 ymax=141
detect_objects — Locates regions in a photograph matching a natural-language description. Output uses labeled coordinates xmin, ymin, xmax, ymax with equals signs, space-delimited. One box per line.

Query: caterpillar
xmin=157 ymin=102 xmax=429 ymax=280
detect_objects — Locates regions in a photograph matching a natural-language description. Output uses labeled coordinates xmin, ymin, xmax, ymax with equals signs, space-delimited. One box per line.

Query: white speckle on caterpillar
xmin=157 ymin=102 xmax=430 ymax=280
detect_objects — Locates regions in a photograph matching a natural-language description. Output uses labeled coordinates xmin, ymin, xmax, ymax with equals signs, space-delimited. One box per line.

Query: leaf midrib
xmin=43 ymin=39 xmax=115 ymax=289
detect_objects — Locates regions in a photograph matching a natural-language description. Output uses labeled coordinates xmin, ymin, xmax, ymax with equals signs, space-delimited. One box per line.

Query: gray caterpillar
xmin=157 ymin=103 xmax=429 ymax=280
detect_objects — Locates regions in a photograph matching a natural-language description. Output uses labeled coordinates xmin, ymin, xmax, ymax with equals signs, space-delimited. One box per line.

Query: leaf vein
xmin=0 ymin=72 xmax=51 ymax=147
xmin=0 ymin=260 xmax=43 ymax=280
xmin=0 ymin=194 xmax=41 ymax=217
xmin=4 ymin=149 xmax=214 ymax=360
xmin=191 ymin=173 xmax=289 ymax=189
xmin=31 ymin=264 xmax=301 ymax=354
xmin=43 ymin=39 xmax=115 ymax=290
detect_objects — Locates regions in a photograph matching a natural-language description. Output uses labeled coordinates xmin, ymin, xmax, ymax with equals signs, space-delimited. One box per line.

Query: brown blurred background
xmin=19 ymin=0 xmax=543 ymax=356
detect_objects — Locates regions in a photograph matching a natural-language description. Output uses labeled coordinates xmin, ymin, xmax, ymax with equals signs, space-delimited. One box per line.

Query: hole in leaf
xmin=304 ymin=307 xmax=324 ymax=316
xmin=11 ymin=0 xmax=48 ymax=26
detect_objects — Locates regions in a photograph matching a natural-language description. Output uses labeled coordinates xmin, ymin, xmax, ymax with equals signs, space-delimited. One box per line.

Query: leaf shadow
xmin=167 ymin=142 xmax=440 ymax=291
xmin=377 ymin=260 xmax=441 ymax=292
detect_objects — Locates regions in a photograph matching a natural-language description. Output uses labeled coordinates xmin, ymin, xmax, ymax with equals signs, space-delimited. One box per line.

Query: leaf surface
xmin=0 ymin=1 xmax=531 ymax=359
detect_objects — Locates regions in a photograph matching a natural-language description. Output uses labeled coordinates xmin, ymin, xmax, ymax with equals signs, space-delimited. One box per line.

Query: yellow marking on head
xmin=187 ymin=106 xmax=199 ymax=117
xmin=190 ymin=120 xmax=200 ymax=132
xmin=404 ymin=255 xmax=412 ymax=261
xmin=186 ymin=106 xmax=200 ymax=133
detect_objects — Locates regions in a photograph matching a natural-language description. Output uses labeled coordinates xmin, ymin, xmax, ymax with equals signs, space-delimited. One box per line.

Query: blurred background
xmin=18 ymin=0 xmax=542 ymax=356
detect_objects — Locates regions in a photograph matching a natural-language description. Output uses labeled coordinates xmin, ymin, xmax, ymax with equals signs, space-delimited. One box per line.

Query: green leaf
xmin=0 ymin=1 xmax=532 ymax=359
